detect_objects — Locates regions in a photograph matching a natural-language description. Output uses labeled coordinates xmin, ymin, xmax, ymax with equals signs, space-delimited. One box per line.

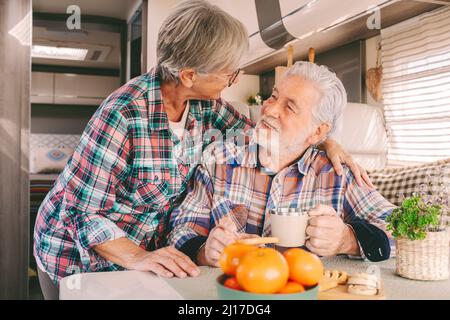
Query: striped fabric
xmin=368 ymin=158 xmax=450 ymax=226
xmin=381 ymin=6 xmax=450 ymax=166
xmin=168 ymin=143 xmax=395 ymax=255
xmin=30 ymin=178 xmax=56 ymax=215
xmin=33 ymin=67 xmax=254 ymax=284
xmin=30 ymin=134 xmax=81 ymax=149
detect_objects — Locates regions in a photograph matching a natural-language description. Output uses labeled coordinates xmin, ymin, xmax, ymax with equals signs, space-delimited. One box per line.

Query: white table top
xmin=60 ymin=256 xmax=450 ymax=300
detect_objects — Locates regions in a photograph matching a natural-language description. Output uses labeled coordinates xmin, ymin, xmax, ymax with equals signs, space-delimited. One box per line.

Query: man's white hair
xmin=283 ymin=61 xmax=347 ymax=137
xmin=157 ymin=0 xmax=249 ymax=83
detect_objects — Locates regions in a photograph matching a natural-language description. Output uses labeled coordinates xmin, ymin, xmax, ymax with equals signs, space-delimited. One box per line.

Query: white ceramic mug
xmin=270 ymin=208 xmax=309 ymax=247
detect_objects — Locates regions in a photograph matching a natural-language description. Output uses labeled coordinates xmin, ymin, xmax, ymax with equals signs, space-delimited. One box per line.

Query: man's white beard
xmin=285 ymin=132 xmax=309 ymax=155
xmin=254 ymin=117 xmax=310 ymax=172
xmin=254 ymin=117 xmax=282 ymax=171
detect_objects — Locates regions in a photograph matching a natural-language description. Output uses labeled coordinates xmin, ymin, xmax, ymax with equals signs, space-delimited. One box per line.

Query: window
xmin=381 ymin=6 xmax=450 ymax=166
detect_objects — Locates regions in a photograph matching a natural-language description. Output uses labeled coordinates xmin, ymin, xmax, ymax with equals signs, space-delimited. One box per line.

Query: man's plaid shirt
xmin=33 ymin=67 xmax=253 ymax=284
xmin=168 ymin=142 xmax=395 ymax=261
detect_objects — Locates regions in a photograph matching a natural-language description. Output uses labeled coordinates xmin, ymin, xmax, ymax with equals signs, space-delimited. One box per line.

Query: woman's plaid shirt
xmin=33 ymin=67 xmax=253 ymax=284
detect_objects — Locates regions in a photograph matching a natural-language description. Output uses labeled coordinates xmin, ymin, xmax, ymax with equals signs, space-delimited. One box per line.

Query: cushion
xmin=368 ymin=158 xmax=450 ymax=226
xmin=30 ymin=134 xmax=81 ymax=173
xmin=30 ymin=134 xmax=81 ymax=149
xmin=333 ymin=103 xmax=388 ymax=170
xmin=30 ymin=146 xmax=74 ymax=174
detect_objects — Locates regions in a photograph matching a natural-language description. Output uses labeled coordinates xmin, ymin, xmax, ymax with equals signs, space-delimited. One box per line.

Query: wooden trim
xmin=360 ymin=40 xmax=368 ymax=104
xmin=120 ymin=23 xmax=128 ymax=85
xmin=33 ymin=12 xmax=125 ymax=27
xmin=141 ymin=0 xmax=148 ymax=73
xmin=0 ymin=0 xmax=31 ymax=299
xmin=32 ymin=64 xmax=119 ymax=77
xmin=31 ymin=103 xmax=100 ymax=109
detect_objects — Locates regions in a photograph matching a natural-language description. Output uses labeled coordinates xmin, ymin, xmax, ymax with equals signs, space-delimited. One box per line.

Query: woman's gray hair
xmin=283 ymin=61 xmax=347 ymax=137
xmin=157 ymin=0 xmax=249 ymax=83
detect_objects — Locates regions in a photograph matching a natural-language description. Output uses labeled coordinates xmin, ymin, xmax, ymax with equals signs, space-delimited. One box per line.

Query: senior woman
xmin=34 ymin=0 xmax=371 ymax=300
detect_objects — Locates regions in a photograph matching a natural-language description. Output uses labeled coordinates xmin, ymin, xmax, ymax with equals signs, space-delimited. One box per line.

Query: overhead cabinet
xmin=31 ymin=72 xmax=120 ymax=105
xmin=243 ymin=0 xmax=389 ymax=67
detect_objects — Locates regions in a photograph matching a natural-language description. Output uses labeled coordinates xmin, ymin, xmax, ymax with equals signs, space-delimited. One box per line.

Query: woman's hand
xmin=94 ymin=238 xmax=200 ymax=278
xmin=322 ymin=139 xmax=375 ymax=188
xmin=129 ymin=246 xmax=201 ymax=278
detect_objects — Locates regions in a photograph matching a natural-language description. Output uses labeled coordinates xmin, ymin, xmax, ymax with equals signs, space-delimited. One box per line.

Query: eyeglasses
xmin=227 ymin=68 xmax=241 ymax=87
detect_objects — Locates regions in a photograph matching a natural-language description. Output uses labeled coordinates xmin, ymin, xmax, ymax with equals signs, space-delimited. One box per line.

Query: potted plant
xmin=247 ymin=94 xmax=263 ymax=106
xmin=387 ymin=195 xmax=449 ymax=280
xmin=247 ymin=93 xmax=267 ymax=122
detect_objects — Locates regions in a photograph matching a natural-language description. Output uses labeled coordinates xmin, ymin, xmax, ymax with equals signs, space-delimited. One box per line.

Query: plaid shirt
xmin=168 ymin=142 xmax=395 ymax=261
xmin=33 ymin=67 xmax=253 ymax=284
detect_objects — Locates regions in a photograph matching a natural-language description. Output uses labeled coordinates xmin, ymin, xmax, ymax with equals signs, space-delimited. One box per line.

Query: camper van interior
xmin=1 ymin=0 xmax=449 ymax=301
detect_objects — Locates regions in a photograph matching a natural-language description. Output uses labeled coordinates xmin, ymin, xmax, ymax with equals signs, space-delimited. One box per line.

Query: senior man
xmin=168 ymin=61 xmax=395 ymax=266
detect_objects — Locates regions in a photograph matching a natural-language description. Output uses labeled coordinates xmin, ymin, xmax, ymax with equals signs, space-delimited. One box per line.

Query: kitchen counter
xmin=60 ymin=255 xmax=450 ymax=300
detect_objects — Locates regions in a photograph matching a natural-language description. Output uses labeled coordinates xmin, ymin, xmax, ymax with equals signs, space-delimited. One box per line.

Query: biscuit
xmin=323 ymin=269 xmax=348 ymax=285
xmin=346 ymin=272 xmax=380 ymax=296
xmin=348 ymin=284 xmax=378 ymax=296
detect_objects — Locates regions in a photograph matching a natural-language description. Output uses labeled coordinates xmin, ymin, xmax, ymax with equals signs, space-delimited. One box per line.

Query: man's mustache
xmin=257 ymin=116 xmax=280 ymax=132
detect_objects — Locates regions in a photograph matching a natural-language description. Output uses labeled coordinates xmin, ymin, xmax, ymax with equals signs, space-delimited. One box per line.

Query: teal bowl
xmin=216 ymin=275 xmax=318 ymax=300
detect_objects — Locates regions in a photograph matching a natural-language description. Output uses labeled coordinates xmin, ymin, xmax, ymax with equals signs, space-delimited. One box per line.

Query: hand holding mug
xmin=305 ymin=204 xmax=358 ymax=257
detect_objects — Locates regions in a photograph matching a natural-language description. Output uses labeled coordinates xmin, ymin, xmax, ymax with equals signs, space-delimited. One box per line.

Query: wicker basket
xmin=396 ymin=229 xmax=449 ymax=281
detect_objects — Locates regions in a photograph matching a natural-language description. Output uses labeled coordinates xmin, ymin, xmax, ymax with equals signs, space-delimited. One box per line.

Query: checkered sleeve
xmin=343 ymin=167 xmax=396 ymax=227
xmin=342 ymin=167 xmax=396 ymax=261
xmin=211 ymin=99 xmax=255 ymax=133
xmin=167 ymin=164 xmax=215 ymax=251
xmin=60 ymin=105 xmax=130 ymax=252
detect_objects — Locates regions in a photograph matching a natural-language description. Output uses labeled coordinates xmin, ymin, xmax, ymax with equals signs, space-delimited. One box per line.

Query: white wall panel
xmin=54 ymin=74 xmax=120 ymax=105
xmin=31 ymin=72 xmax=54 ymax=104
xmin=279 ymin=0 xmax=314 ymax=17
xmin=208 ymin=0 xmax=260 ymax=35
xmin=221 ymin=74 xmax=260 ymax=104
xmin=243 ymin=33 xmax=276 ymax=67
xmin=31 ymin=72 xmax=120 ymax=106
xmin=146 ymin=0 xmax=180 ymax=69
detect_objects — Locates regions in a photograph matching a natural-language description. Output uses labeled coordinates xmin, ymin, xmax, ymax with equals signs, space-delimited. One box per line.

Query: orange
xmin=278 ymin=281 xmax=305 ymax=294
xmin=223 ymin=277 xmax=242 ymax=291
xmin=219 ymin=244 xmax=258 ymax=276
xmin=236 ymin=248 xmax=289 ymax=294
xmin=283 ymin=248 xmax=323 ymax=286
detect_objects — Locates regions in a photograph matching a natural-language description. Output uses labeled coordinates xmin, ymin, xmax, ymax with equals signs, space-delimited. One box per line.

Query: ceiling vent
xmin=84 ymin=45 xmax=111 ymax=62
xmin=33 ymin=39 xmax=112 ymax=62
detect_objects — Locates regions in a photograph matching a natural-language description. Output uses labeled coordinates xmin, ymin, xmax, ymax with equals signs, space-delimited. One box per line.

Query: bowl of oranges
xmin=216 ymin=244 xmax=323 ymax=300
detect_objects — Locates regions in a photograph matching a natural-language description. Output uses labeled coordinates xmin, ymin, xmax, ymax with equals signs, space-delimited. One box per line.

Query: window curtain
xmin=381 ymin=6 xmax=450 ymax=166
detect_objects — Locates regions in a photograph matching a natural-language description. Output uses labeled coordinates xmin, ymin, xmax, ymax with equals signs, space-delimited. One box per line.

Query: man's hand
xmin=305 ymin=204 xmax=359 ymax=257
xmin=197 ymin=216 xmax=258 ymax=267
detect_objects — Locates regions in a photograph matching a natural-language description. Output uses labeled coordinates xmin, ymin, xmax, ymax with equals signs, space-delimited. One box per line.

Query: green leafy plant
xmin=247 ymin=95 xmax=257 ymax=105
xmin=247 ymin=94 xmax=263 ymax=106
xmin=386 ymin=195 xmax=441 ymax=240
